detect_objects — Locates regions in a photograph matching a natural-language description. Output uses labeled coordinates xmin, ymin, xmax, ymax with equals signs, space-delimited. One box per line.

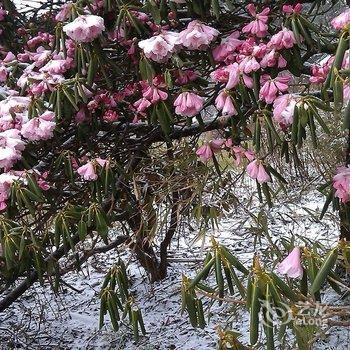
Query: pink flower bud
xmin=277 ymin=247 xmax=303 ymax=278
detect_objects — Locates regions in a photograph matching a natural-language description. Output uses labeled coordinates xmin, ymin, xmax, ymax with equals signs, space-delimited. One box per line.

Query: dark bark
xmin=340 ymin=130 xmax=350 ymax=241
xmin=158 ymin=191 xmax=179 ymax=280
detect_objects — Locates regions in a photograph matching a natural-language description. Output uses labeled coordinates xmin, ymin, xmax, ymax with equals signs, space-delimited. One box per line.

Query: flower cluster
xmin=333 ymin=166 xmax=350 ymax=203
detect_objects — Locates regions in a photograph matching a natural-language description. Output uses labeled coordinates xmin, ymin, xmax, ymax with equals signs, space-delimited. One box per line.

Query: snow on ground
xmin=0 ymin=189 xmax=348 ymax=350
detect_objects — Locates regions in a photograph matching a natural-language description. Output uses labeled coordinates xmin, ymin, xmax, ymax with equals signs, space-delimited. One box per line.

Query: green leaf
xmin=310 ymin=248 xmax=338 ymax=294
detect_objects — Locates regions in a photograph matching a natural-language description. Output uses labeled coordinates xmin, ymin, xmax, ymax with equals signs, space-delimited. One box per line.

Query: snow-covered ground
xmin=1 ymin=188 xmax=347 ymax=350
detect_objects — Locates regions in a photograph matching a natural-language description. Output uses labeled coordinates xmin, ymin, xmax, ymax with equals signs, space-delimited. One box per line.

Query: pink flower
xmin=310 ymin=56 xmax=333 ymax=84
xmin=333 ymin=166 xmax=350 ymax=203
xmin=55 ymin=3 xmax=73 ymax=21
xmin=175 ymin=70 xmax=198 ymax=85
xmin=212 ymin=31 xmax=242 ymax=62
xmin=231 ymin=146 xmax=255 ymax=166
xmin=174 ymin=92 xmax=203 ymax=117
xmin=103 ymin=110 xmax=119 ymax=122
xmin=142 ymin=86 xmax=168 ymax=103
xmin=273 ymin=94 xmax=298 ymax=127
xmin=37 ymin=171 xmax=50 ymax=190
xmin=77 ymin=162 xmax=97 ymax=181
xmin=344 ymin=85 xmax=350 ymax=103
xmin=0 ymin=173 xmax=20 ymax=210
xmin=196 ymin=139 xmax=224 ymax=162
xmin=196 ymin=144 xmax=212 ymax=162
xmin=269 ymin=28 xmax=296 ymax=50
xmin=246 ymin=160 xmax=271 ymax=183
xmin=259 ymin=73 xmax=291 ymax=104
xmin=63 ymin=15 xmax=105 ymax=42
xmin=238 ymin=55 xmax=260 ymax=74
xmin=96 ymin=158 xmax=109 ymax=167
xmin=134 ymin=98 xmax=151 ymax=113
xmin=277 ymin=247 xmax=303 ymax=279
xmin=21 ymin=111 xmax=56 ymax=141
xmin=282 ymin=4 xmax=302 ymax=14
xmin=0 ymin=66 xmax=7 ymax=82
xmin=179 ymin=20 xmax=219 ymax=50
xmin=75 ymin=108 xmax=88 ymax=123
xmin=0 ymin=129 xmax=25 ymax=169
xmin=40 ymin=58 xmax=73 ymax=74
xmin=0 ymin=8 xmax=7 ymax=21
xmin=210 ymin=67 xmax=229 ymax=83
xmin=215 ymin=90 xmax=237 ymax=117
xmin=0 ymin=96 xmax=30 ymax=117
xmin=331 ymin=9 xmax=350 ymax=30
xmin=260 ymin=49 xmax=287 ymax=69
xmin=225 ymin=62 xmax=253 ymax=89
xmin=242 ymin=4 xmax=270 ymax=38
xmin=138 ymin=31 xmax=179 ymax=63
xmin=3 ymin=52 xmax=16 ymax=63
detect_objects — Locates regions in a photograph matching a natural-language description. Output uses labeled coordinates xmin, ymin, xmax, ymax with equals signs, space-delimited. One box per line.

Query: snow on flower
xmin=21 ymin=111 xmax=56 ymax=141
xmin=0 ymin=173 xmax=20 ymax=210
xmin=0 ymin=129 xmax=25 ymax=169
xmin=63 ymin=15 xmax=105 ymax=42
xmin=331 ymin=9 xmax=350 ymax=30
xmin=178 ymin=20 xmax=219 ymax=50
xmin=40 ymin=57 xmax=73 ymax=74
xmin=138 ymin=31 xmax=179 ymax=63
xmin=273 ymin=94 xmax=298 ymax=126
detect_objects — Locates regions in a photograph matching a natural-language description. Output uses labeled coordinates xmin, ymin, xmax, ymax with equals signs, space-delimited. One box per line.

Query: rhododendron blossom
xmin=277 ymin=247 xmax=303 ymax=278
xmin=63 ymin=15 xmax=105 ymax=42
xmin=196 ymin=139 xmax=225 ymax=162
xmin=138 ymin=31 xmax=179 ymax=63
xmin=225 ymin=62 xmax=253 ymax=89
xmin=269 ymin=28 xmax=296 ymax=50
xmin=21 ymin=111 xmax=56 ymax=141
xmin=0 ymin=1 xmax=349 ymax=344
xmin=0 ymin=173 xmax=20 ymax=210
xmin=77 ymin=162 xmax=98 ymax=181
xmin=333 ymin=166 xmax=350 ymax=203
xmin=282 ymin=3 xmax=302 ymax=14
xmin=242 ymin=4 xmax=270 ymax=38
xmin=246 ymin=160 xmax=271 ymax=183
xmin=215 ymin=90 xmax=237 ymax=117
xmin=259 ymin=73 xmax=291 ymax=103
xmin=212 ymin=31 xmax=242 ymax=63
xmin=331 ymin=9 xmax=350 ymax=30
xmin=77 ymin=158 xmax=108 ymax=181
xmin=230 ymin=146 xmax=255 ymax=166
xmin=178 ymin=20 xmax=219 ymax=50
xmin=273 ymin=94 xmax=298 ymax=126
xmin=174 ymin=92 xmax=203 ymax=117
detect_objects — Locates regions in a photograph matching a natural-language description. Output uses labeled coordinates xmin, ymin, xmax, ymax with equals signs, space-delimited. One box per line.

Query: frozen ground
xmin=0 ymin=190 xmax=348 ymax=350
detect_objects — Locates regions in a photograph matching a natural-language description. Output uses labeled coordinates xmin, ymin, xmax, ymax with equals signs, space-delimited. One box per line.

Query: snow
xmin=0 ymin=188 xmax=347 ymax=349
